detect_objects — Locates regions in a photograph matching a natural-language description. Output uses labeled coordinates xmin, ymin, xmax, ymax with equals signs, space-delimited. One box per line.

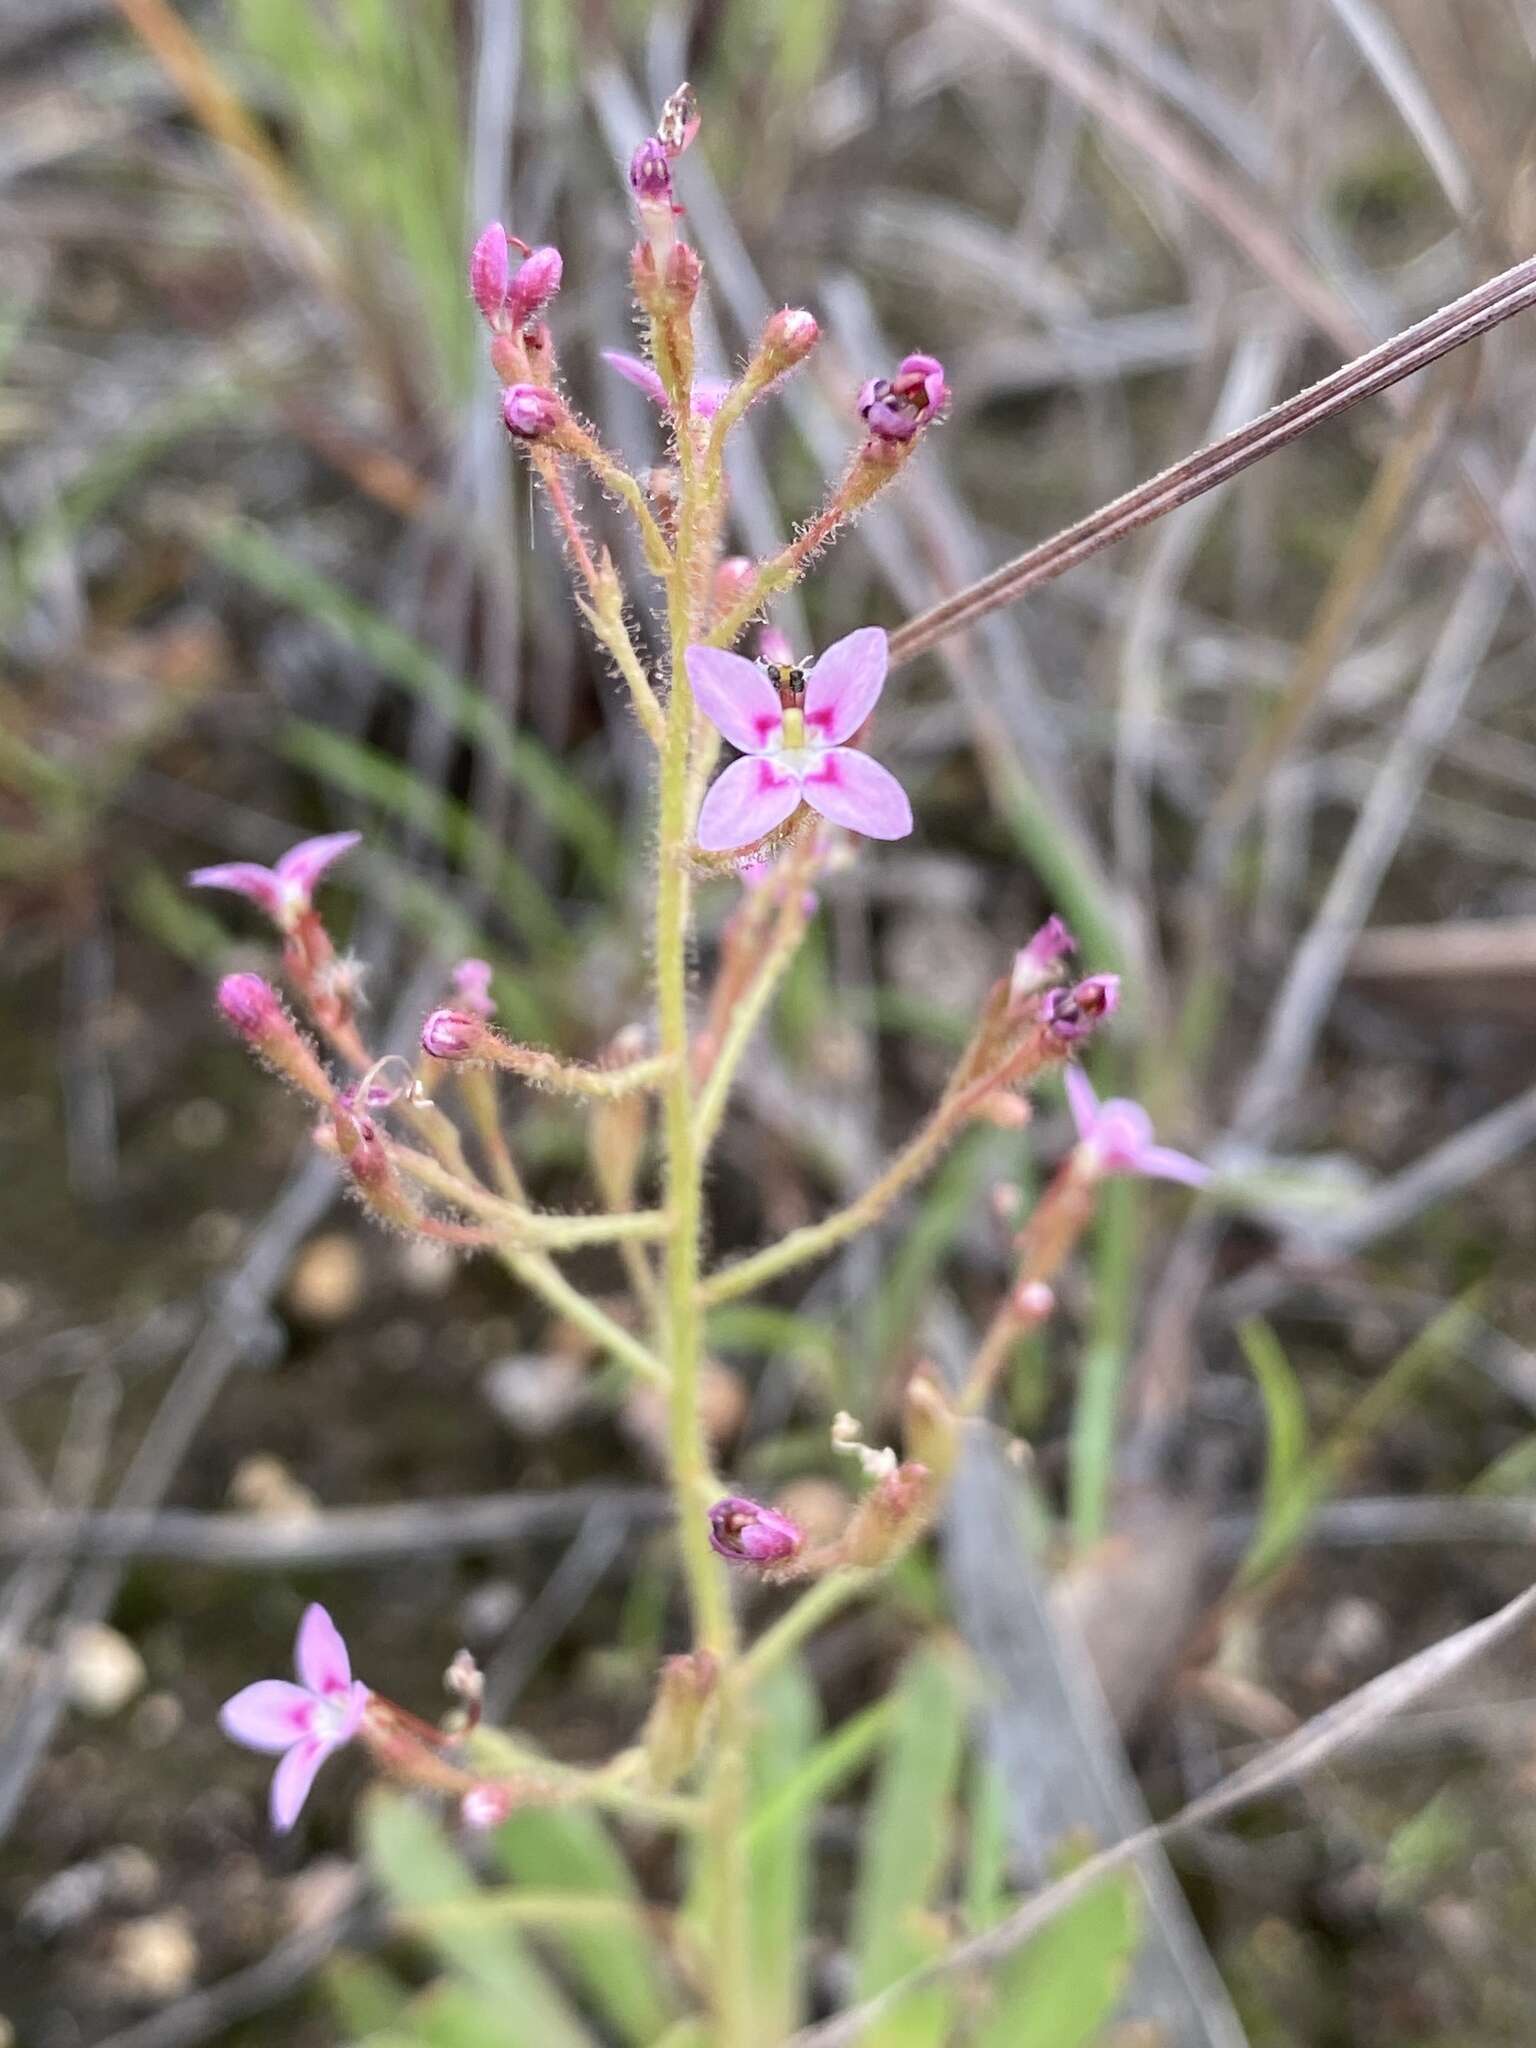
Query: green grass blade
xmin=744 ymin=1659 xmax=823 ymax=2044
xmin=197 ymin=515 xmax=623 ymax=889
xmin=973 ymin=1868 xmax=1141 ymax=2048
xmin=1241 ymin=1290 xmax=1479 ymax=1588
xmin=849 ymin=1642 xmax=970 ymax=2047
xmin=490 ymin=1806 xmax=677 ymax=2046
xmin=280 ymin=721 xmax=569 ymax=958
xmin=1237 ymin=1318 xmax=1311 ymax=1587
xmin=360 ymin=1789 xmax=593 ymax=2048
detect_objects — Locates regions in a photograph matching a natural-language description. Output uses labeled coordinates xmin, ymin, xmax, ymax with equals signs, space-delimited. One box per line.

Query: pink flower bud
xmin=502 ymin=384 xmax=565 ymax=440
xmin=858 ymin=353 xmax=950 ymax=442
xmin=461 ymin=1783 xmax=515 ymax=1831
xmin=1010 ymin=1279 xmax=1056 ymax=1325
xmin=469 ymin=222 xmax=510 ymax=324
xmin=508 ymin=244 xmax=563 ymax=326
xmin=421 ymin=1008 xmax=484 ymax=1060
xmin=713 ymin=556 xmax=755 ymax=612
xmin=218 ymin=971 xmax=283 ymax=1040
xmin=216 ymin=974 xmax=332 ymax=1103
xmin=1010 ymin=915 xmax=1076 ymax=1002
xmin=707 ymin=1496 xmax=804 ymax=1567
xmin=760 ymin=307 xmax=819 ymax=372
xmin=1042 ymin=973 xmax=1120 ymax=1046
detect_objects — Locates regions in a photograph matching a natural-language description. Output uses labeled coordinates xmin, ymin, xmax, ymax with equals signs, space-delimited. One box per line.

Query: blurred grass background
xmin=7 ymin=0 xmax=1536 ymax=2042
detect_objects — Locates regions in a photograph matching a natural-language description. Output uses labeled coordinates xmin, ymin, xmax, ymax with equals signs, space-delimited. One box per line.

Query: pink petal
xmin=691 ymin=376 xmax=732 ymax=418
xmin=1097 ymin=1100 xmax=1156 ymax=1164
xmin=219 ymin=1680 xmax=317 ymax=1754
xmin=1063 ymin=1064 xmax=1100 ymax=1141
xmin=684 ymin=646 xmax=784 ymax=754
xmin=696 ymin=756 xmax=803 ymax=852
xmin=269 ymin=1733 xmax=336 ymax=1832
xmin=803 ymin=628 xmax=888 ymax=745
xmin=1137 ymin=1145 xmax=1211 ymax=1188
xmin=294 ymin=1602 xmax=351 ymax=1696
xmin=601 ymin=350 xmax=667 ymax=406
xmin=186 ymin=862 xmax=282 ymax=918
xmin=800 ymin=748 xmax=913 ymax=840
xmin=274 ymin=831 xmax=361 ymax=897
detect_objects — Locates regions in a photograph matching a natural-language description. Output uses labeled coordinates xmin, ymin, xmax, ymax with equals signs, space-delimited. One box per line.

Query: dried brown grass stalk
xmin=888 ymin=252 xmax=1536 ymax=671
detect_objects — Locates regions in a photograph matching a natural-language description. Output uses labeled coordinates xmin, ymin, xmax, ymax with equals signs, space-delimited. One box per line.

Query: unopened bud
xmin=502 ymin=383 xmax=566 ymax=440
xmin=508 ymin=244 xmax=563 ymax=326
xmin=1010 ymin=1279 xmax=1055 ymax=1327
xmin=759 ymin=307 xmax=819 ymax=375
xmin=666 ymin=241 xmax=702 ymax=306
xmin=713 ymin=556 xmax=755 ymax=611
xmin=217 ymin=974 xmax=332 ymax=1104
xmin=444 ymin=1648 xmax=484 ymax=1710
xmin=461 ymin=1783 xmax=515 ymax=1831
xmin=333 ymin=1100 xmax=419 ymax=1228
xmin=840 ymin=1462 xmax=933 ymax=1568
xmin=590 ymin=1090 xmax=647 ymax=1212
xmin=469 ymin=222 xmax=510 ymax=324
xmin=974 ymin=1091 xmax=1032 ymax=1129
xmin=422 ymin=1008 xmax=486 ymax=1061
xmin=640 ymin=1650 xmax=717 ymax=1789
xmin=1009 ymin=915 xmax=1076 ymax=1003
xmin=707 ymin=1495 xmax=804 ymax=1568
xmin=902 ymin=1370 xmax=959 ymax=1486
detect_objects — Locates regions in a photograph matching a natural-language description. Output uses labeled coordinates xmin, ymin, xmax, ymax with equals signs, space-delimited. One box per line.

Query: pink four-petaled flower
xmin=1064 ymin=1067 xmax=1209 ymax=1188
xmin=686 ymin=628 xmax=913 ymax=853
xmin=219 ymin=1604 xmax=370 ymax=1832
xmin=188 ymin=832 xmax=360 ymax=933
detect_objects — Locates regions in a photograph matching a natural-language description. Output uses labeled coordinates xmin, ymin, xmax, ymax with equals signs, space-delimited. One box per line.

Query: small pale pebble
xmin=482 ymin=1355 xmax=587 ymax=1438
xmin=698 ymin=1363 xmax=748 ymax=1447
xmin=64 ymin=1624 xmax=146 ymax=1718
xmin=400 ymin=1239 xmax=457 ymax=1297
xmin=626 ymin=1362 xmax=746 ymax=1463
xmin=102 ymin=1847 xmax=158 ymax=1910
xmin=189 ymin=1209 xmax=242 ymax=1261
xmin=108 ymin=1910 xmax=198 ymax=2002
xmin=171 ymin=1098 xmax=228 ymax=1150
xmin=284 ymin=1856 xmax=357 ymax=1935
xmin=458 ymin=1580 xmax=524 ymax=1643
xmin=227 ymin=1453 xmax=319 ymax=1522
xmin=284 ymin=1231 xmax=366 ymax=1324
xmin=130 ymin=1692 xmax=185 ymax=1749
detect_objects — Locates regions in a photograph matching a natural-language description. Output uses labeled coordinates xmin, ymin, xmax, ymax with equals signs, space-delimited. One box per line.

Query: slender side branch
xmin=700 ymin=1036 xmax=1058 ymax=1308
xmin=695 ymin=872 xmax=814 ymax=1161
xmin=493 ymin=1245 xmax=668 ymax=1389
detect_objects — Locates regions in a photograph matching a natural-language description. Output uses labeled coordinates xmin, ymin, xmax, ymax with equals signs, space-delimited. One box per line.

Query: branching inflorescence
xmin=194 ymin=81 xmax=1208 ymax=2043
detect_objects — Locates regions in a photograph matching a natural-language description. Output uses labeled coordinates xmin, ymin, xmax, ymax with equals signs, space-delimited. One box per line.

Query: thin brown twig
xmin=888 ymin=252 xmax=1536 ymax=672
xmin=789 ymin=1578 xmax=1536 ymax=2046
